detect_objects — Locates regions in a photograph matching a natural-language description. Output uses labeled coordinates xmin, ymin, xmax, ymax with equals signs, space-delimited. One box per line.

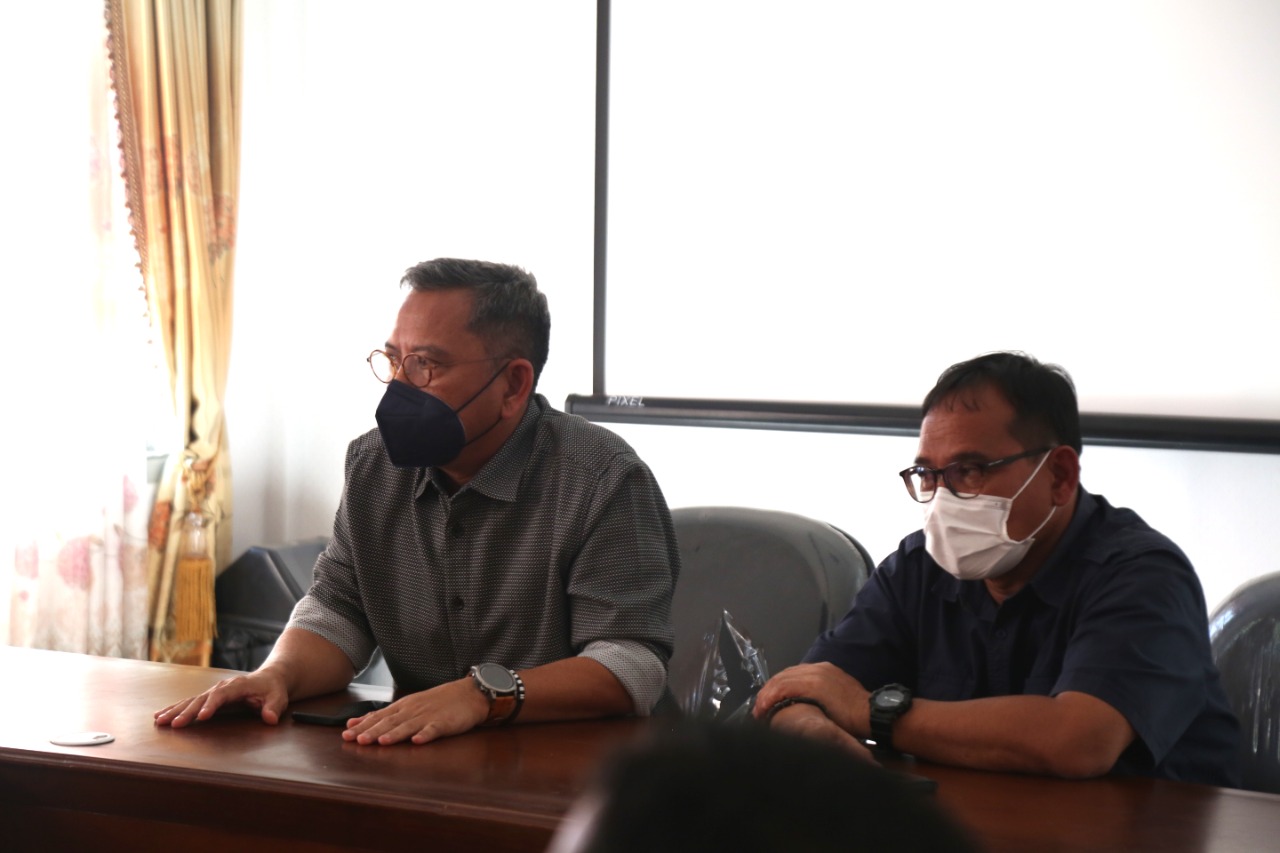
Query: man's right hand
xmin=766 ymin=702 xmax=879 ymax=764
xmin=153 ymin=629 xmax=355 ymax=729
xmin=154 ymin=667 xmax=291 ymax=728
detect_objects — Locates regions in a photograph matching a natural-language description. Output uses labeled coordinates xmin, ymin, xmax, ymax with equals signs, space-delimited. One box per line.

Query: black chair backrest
xmin=667 ymin=506 xmax=874 ymax=714
xmin=1209 ymin=572 xmax=1280 ymax=794
xmin=213 ymin=537 xmax=391 ymax=686
xmin=215 ymin=538 xmax=329 ymax=629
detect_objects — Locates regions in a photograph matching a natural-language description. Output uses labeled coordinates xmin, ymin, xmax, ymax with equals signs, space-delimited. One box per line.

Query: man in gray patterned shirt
xmin=157 ymin=259 xmax=680 ymax=745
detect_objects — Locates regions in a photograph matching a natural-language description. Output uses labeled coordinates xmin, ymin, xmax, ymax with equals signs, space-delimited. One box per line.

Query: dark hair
xmin=400 ymin=258 xmax=551 ymax=386
xmin=922 ymin=351 xmax=1082 ymax=453
xmin=570 ymin=723 xmax=979 ymax=853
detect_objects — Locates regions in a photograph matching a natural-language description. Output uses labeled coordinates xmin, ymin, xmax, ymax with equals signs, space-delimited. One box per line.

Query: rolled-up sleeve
xmin=567 ymin=462 xmax=680 ymax=714
xmin=286 ymin=442 xmax=378 ymax=673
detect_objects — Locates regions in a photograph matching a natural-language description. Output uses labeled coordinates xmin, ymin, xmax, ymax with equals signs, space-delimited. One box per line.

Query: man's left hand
xmin=341 ymin=678 xmax=489 ymax=745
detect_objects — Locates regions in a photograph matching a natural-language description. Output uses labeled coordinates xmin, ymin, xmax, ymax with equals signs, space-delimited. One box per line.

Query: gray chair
xmin=667 ymin=506 xmax=874 ymax=715
xmin=1208 ymin=572 xmax=1280 ymax=793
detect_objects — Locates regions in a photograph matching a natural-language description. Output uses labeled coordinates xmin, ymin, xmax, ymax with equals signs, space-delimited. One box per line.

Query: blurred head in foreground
xmin=547 ymin=722 xmax=980 ymax=853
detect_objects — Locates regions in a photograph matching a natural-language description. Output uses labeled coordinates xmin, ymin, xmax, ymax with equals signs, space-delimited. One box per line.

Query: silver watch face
xmin=474 ymin=662 xmax=516 ymax=694
xmin=876 ymin=689 xmax=906 ymax=709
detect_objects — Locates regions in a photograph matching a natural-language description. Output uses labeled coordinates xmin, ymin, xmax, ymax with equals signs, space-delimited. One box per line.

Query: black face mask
xmin=374 ymin=363 xmax=507 ymax=469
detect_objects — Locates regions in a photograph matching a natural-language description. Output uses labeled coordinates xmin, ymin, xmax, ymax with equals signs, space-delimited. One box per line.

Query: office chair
xmin=212 ymin=537 xmax=393 ymax=687
xmin=667 ymin=506 xmax=874 ymax=716
xmin=1208 ymin=571 xmax=1280 ymax=793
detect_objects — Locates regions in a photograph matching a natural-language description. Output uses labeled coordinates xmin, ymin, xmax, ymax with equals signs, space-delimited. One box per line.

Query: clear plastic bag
xmin=684 ymin=609 xmax=770 ymax=721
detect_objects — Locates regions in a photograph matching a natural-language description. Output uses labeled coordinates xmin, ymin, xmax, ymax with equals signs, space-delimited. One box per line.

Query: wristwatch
xmin=868 ymin=683 xmax=913 ymax=751
xmin=469 ymin=663 xmax=525 ymax=726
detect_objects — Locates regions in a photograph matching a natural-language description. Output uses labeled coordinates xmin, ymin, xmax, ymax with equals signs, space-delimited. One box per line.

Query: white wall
xmin=229 ymin=1 xmax=1279 ymax=616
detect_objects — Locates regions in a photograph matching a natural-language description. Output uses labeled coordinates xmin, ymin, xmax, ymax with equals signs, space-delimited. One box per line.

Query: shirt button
xmin=451 ymin=596 xmax=465 ymax=612
xmin=995 ymin=629 xmax=1008 ymax=639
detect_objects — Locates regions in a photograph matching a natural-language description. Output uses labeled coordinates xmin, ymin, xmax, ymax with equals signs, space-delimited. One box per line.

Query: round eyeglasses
xmin=366 ymin=349 xmax=502 ymax=390
xmin=899 ymin=446 xmax=1054 ymax=503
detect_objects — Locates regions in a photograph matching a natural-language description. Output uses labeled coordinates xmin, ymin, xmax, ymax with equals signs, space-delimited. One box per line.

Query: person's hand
xmin=154 ymin=668 xmax=290 ymax=728
xmin=341 ymin=678 xmax=489 ymax=745
xmin=766 ymin=701 xmax=879 ymax=764
xmin=753 ymin=662 xmax=870 ymax=737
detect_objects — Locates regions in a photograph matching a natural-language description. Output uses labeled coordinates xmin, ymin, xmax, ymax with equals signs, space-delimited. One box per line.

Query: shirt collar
xmin=414 ymin=394 xmax=544 ymax=502
xmin=1023 ymin=487 xmax=1094 ymax=607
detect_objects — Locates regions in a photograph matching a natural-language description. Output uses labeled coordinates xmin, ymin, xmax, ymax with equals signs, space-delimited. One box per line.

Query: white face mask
xmin=922 ymin=452 xmax=1056 ymax=581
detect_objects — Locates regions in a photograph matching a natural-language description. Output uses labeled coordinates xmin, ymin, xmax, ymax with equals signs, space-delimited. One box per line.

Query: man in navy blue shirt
xmin=754 ymin=352 xmax=1240 ymax=787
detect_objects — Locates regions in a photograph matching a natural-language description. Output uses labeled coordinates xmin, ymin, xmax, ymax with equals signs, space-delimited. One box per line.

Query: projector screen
xmin=602 ymin=1 xmax=1280 ymax=421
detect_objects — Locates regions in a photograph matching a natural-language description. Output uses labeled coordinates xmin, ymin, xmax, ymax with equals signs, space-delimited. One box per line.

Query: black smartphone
xmin=290 ymin=699 xmax=390 ymax=726
xmin=896 ymin=772 xmax=939 ymax=793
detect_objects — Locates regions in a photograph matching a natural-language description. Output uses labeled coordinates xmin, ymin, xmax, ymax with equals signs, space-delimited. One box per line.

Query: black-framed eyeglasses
xmin=366 ymin=349 xmax=502 ymax=390
xmin=899 ymin=446 xmax=1055 ymax=503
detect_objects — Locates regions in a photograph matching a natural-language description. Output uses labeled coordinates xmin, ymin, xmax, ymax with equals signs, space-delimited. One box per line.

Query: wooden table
xmin=883 ymin=756 xmax=1280 ymax=852
xmin=0 ymin=646 xmax=644 ymax=852
xmin=2 ymin=646 xmax=1278 ymax=852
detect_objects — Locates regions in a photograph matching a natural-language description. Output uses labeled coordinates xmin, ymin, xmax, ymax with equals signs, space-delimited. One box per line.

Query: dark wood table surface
xmin=0 ymin=646 xmax=646 ymax=852
xmin=883 ymin=755 xmax=1280 ymax=852
xmin=2 ymin=646 xmax=1277 ymax=852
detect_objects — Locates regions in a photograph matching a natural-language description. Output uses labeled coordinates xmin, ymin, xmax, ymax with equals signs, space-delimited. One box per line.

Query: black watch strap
xmin=869 ymin=683 xmax=913 ymax=751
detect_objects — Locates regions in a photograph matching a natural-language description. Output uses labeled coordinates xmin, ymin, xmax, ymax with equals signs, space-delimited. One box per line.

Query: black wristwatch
xmin=469 ymin=663 xmax=525 ymax=726
xmin=868 ymin=683 xmax=913 ymax=751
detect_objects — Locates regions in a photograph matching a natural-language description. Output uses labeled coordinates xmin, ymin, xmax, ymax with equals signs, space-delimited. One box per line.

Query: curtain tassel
xmin=173 ymin=510 xmax=216 ymax=644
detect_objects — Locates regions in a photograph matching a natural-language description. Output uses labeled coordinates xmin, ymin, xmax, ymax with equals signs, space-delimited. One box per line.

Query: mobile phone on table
xmin=290 ymin=699 xmax=390 ymax=726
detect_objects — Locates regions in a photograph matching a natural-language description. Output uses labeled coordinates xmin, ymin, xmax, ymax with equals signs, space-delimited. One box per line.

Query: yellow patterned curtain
xmin=107 ymin=0 xmax=242 ymax=666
